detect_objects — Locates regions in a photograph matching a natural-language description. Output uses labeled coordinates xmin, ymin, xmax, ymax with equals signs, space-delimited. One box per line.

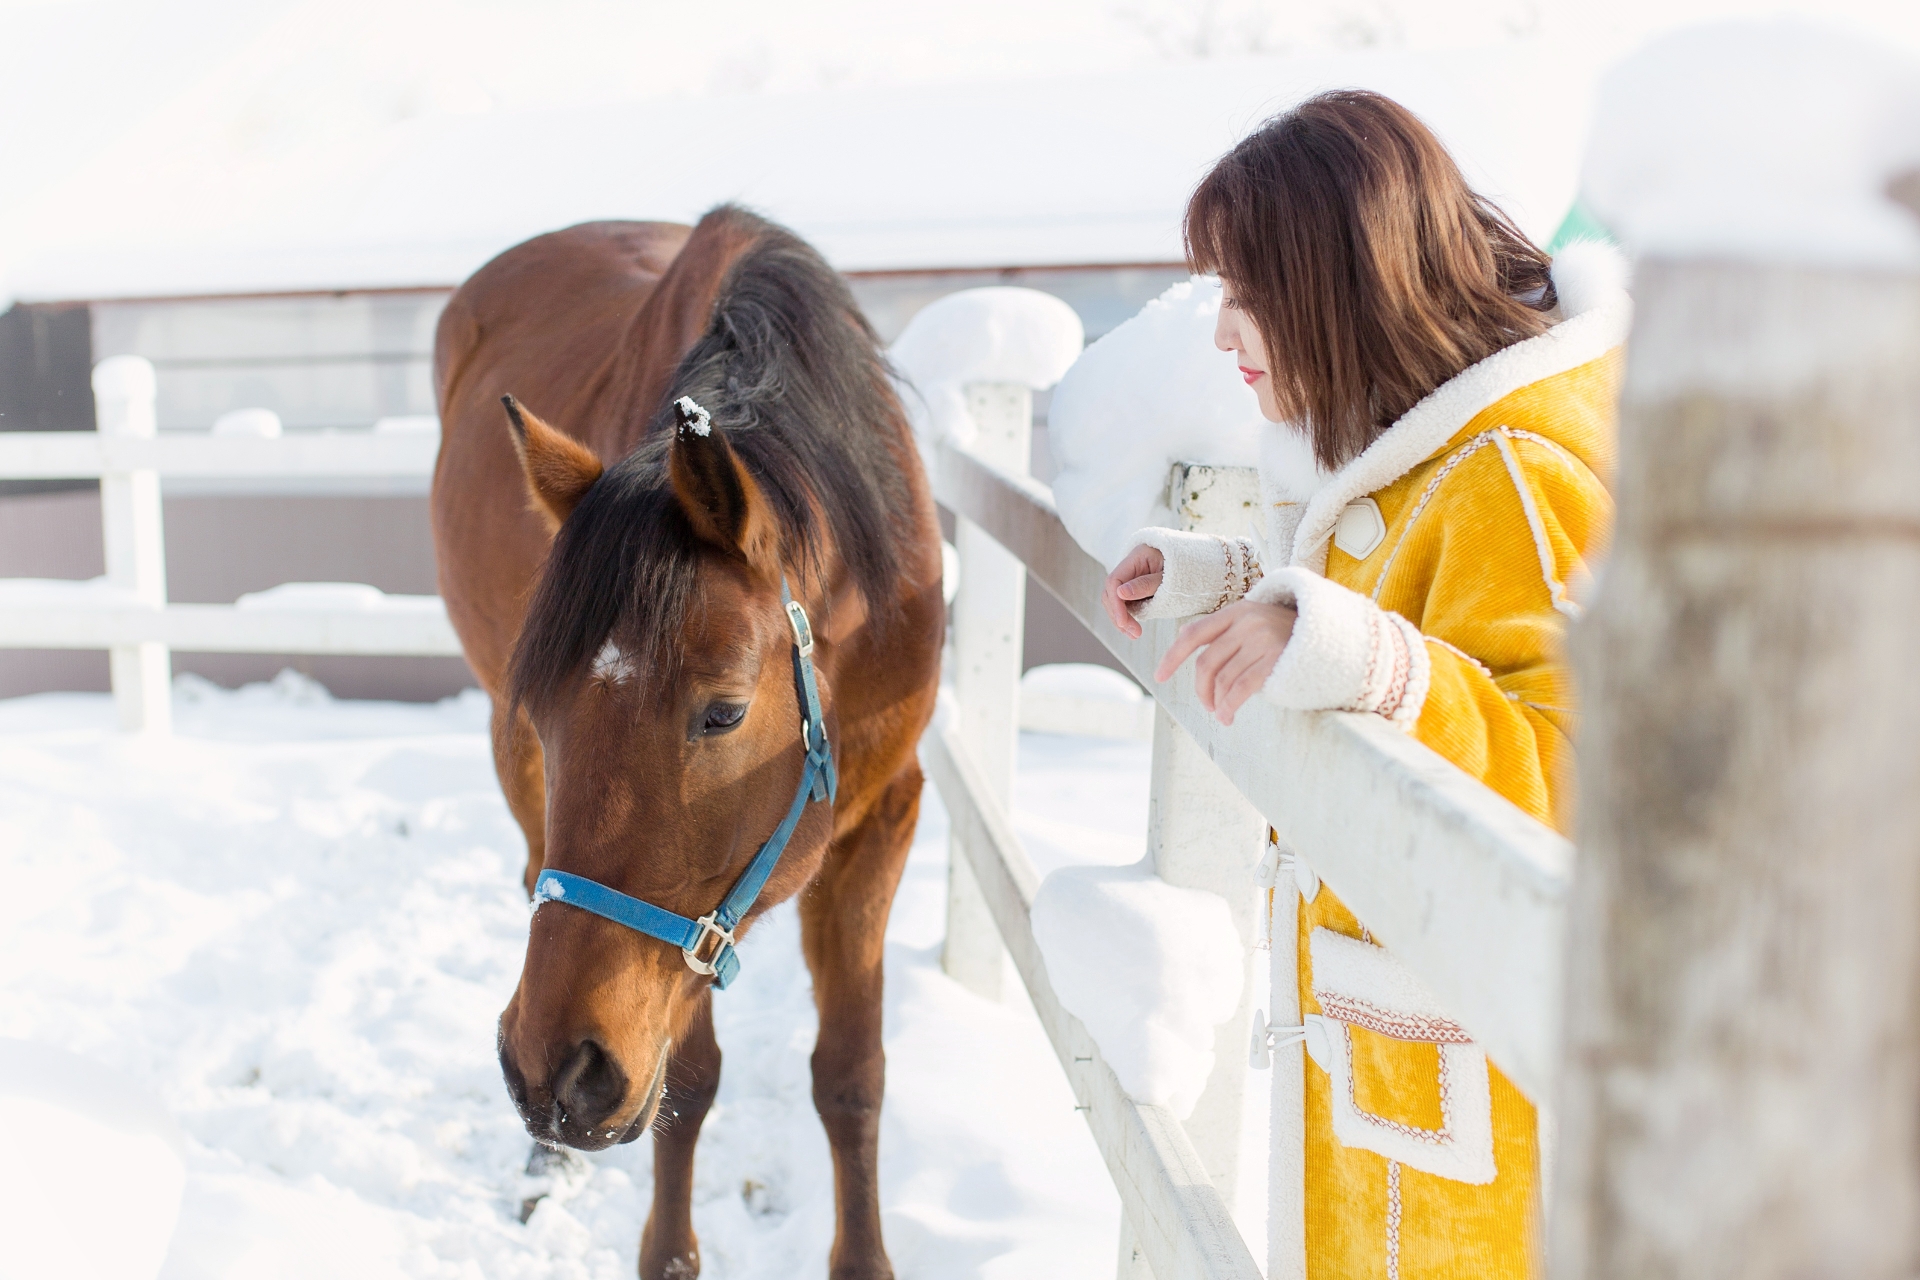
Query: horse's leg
xmin=491 ymin=699 xmax=548 ymax=896
xmin=640 ymin=992 xmax=722 ymax=1280
xmin=799 ymin=764 xmax=920 ymax=1280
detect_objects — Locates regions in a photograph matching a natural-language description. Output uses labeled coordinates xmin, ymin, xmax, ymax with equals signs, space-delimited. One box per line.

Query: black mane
xmin=510 ymin=208 xmax=910 ymax=711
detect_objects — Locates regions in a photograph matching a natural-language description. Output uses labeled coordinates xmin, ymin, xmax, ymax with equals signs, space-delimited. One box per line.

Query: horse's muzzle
xmin=499 ymin=1028 xmax=664 ymax=1150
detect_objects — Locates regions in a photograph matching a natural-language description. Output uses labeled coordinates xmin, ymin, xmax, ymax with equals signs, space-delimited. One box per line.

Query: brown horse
xmin=430 ymin=206 xmax=944 ymax=1279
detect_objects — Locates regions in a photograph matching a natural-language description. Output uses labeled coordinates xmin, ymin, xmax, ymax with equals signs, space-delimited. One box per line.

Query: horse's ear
xmin=501 ymin=395 xmax=603 ymax=532
xmin=668 ymin=397 xmax=779 ymax=575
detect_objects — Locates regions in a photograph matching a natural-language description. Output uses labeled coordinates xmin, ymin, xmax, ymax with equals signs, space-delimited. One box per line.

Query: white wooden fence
xmin=0 ymin=355 xmax=459 ymax=733
xmin=928 ymin=383 xmax=1571 ymax=1279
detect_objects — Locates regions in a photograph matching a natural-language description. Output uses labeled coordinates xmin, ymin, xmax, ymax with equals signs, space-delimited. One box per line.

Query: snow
xmin=0 ymin=671 xmax=1200 ymax=1278
xmin=1017 ymin=663 xmax=1152 ymax=742
xmin=1049 ymin=277 xmax=1264 ymax=567
xmin=6 ymin=45 xmax=1595 ymax=302
xmin=1019 ymin=663 xmax=1144 ymax=704
xmin=8 ymin=0 xmax=1919 ymax=286
xmin=211 ymin=408 xmax=284 ymax=438
xmin=675 ymin=397 xmax=714 ymax=438
xmin=0 ymin=1040 xmax=188 ymax=1280
xmin=889 ymin=287 xmax=1084 ymax=453
xmin=93 ymin=351 xmax=160 ymax=403
xmin=1030 ymin=863 xmax=1245 ymax=1120
xmin=15 ymin=4 xmax=1920 ymax=306
xmin=233 ymin=583 xmax=446 ymax=613
xmin=1582 ymin=20 xmax=1920 ymax=268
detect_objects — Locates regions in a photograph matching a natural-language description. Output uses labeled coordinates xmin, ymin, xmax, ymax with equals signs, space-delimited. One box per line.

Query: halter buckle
xmin=682 ymin=912 xmax=737 ymax=978
xmin=784 ymin=599 xmax=814 ymax=658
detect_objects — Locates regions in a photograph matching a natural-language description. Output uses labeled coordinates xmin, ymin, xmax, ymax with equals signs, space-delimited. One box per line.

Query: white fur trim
xmin=1246 ymin=567 xmax=1429 ymax=728
xmin=1547 ymin=238 xmax=1630 ymax=323
xmin=1265 ymin=503 xmax=1308 ymax=576
xmin=1313 ymin=928 xmax=1462 ymax=1030
xmin=1288 ymin=243 xmax=1631 ymax=567
xmin=1309 ymin=928 xmax=1496 ymax=1185
xmin=1260 ymin=421 xmax=1328 ymax=504
xmin=1126 ymin=527 xmax=1261 ymax=620
xmin=1388 ymin=614 xmax=1431 ymax=728
xmin=1259 ymin=422 xmax=1329 ymax=571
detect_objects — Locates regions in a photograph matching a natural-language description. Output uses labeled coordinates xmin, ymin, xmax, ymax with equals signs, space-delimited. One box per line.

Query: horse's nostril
xmin=552 ymin=1038 xmax=628 ymax=1134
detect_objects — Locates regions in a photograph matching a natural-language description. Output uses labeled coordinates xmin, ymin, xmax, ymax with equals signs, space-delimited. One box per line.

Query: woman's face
xmin=1214 ymin=279 xmax=1283 ymax=423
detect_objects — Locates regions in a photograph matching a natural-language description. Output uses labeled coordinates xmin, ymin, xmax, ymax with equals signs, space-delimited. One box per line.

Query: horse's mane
xmin=510 ymin=207 xmax=910 ymax=711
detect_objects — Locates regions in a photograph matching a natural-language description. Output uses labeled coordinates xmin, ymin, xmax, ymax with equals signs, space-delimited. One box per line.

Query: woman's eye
xmin=702 ymin=703 xmax=747 ymax=734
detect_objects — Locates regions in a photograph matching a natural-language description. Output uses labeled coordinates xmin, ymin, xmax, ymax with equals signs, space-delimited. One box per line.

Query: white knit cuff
xmin=1246 ymin=567 xmax=1431 ymax=728
xmin=1125 ymin=528 xmax=1262 ymax=620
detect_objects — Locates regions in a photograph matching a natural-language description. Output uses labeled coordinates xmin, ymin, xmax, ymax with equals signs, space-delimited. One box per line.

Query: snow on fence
xmin=927 ymin=382 xmax=1571 ymax=1280
xmin=0 ymin=355 xmax=458 ymax=733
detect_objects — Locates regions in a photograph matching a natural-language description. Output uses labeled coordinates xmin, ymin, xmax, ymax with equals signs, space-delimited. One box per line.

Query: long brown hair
xmin=1185 ymin=90 xmax=1556 ymax=471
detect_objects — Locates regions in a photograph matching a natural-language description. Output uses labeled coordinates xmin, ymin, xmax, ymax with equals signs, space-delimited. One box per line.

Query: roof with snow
xmin=5 ymin=46 xmax=1592 ymax=304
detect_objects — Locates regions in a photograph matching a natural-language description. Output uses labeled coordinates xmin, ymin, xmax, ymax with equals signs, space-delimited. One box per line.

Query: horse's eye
xmin=702 ymin=702 xmax=747 ymax=734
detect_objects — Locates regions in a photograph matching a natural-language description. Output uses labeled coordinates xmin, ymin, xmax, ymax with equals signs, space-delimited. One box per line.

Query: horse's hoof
xmin=517 ymin=1140 xmax=590 ymax=1222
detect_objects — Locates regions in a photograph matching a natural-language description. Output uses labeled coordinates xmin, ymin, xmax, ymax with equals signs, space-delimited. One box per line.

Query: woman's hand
xmin=1101 ymin=544 xmax=1165 ymax=639
xmin=1154 ymin=600 xmax=1297 ymax=726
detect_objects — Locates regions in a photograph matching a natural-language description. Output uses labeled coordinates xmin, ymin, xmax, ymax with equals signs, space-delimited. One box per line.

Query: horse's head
xmin=493 ymin=394 xmax=841 ymax=1150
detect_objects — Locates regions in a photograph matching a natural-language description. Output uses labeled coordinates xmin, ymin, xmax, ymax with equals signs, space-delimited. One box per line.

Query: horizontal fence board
xmin=0 ymin=598 xmax=461 ymax=655
xmin=933 ymin=440 xmax=1571 ymax=1103
xmin=922 ymin=721 xmax=1264 ymax=1280
xmin=0 ymin=431 xmax=439 ymax=479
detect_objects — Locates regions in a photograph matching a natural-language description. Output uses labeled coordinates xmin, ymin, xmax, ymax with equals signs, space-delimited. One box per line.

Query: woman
xmin=1099 ymin=91 xmax=1628 ymax=1277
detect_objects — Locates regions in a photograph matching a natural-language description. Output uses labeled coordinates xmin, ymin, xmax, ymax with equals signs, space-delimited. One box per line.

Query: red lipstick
xmin=1239 ymin=366 xmax=1265 ymax=385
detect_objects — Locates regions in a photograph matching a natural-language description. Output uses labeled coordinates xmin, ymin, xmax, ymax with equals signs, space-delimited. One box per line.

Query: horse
xmin=430 ymin=206 xmax=945 ymax=1279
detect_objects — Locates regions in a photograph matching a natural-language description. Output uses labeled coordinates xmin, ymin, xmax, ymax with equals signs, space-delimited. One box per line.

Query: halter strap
xmin=531 ymin=575 xmax=836 ymax=990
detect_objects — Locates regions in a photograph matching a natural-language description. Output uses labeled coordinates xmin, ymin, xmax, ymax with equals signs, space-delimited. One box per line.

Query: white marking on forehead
xmin=592 ymin=639 xmax=636 ymax=684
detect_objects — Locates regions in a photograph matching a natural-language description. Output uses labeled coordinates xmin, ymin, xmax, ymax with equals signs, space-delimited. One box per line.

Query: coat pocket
xmin=1308 ymin=927 xmax=1496 ymax=1185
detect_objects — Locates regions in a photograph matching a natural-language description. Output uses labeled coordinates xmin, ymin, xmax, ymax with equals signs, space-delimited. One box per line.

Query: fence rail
xmin=0 ymin=355 xmax=458 ymax=733
xmin=926 ymin=387 xmax=1572 ymax=1279
xmin=0 ymin=591 xmax=458 ymax=656
xmin=923 ymin=719 xmax=1262 ymax=1280
xmin=0 ymin=431 xmax=440 ymax=479
xmin=931 ymin=435 xmax=1572 ymax=1101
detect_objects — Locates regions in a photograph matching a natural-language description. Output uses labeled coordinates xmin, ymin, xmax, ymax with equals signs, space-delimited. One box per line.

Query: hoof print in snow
xmin=741 ymin=1177 xmax=784 ymax=1218
xmin=517 ymin=1141 xmax=590 ymax=1223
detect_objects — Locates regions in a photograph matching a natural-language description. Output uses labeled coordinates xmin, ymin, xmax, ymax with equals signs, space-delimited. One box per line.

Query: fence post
xmin=1554 ymin=256 xmax=1920 ymax=1278
xmin=93 ymin=356 xmax=171 ymax=734
xmin=942 ymin=382 xmax=1032 ymax=999
xmin=1120 ymin=462 xmax=1269 ymax=1278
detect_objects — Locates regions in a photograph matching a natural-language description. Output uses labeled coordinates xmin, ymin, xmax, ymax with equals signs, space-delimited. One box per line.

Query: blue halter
xmin=530 ymin=578 xmax=836 ymax=990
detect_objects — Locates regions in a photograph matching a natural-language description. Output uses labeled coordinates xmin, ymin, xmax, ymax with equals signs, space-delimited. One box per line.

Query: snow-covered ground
xmin=0 ymin=673 xmax=1168 ymax=1279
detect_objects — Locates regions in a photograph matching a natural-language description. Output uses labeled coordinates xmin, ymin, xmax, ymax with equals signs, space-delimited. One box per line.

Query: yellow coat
xmin=1300 ymin=356 xmax=1619 ymax=1279
xmin=1134 ymin=241 xmax=1629 ymax=1279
